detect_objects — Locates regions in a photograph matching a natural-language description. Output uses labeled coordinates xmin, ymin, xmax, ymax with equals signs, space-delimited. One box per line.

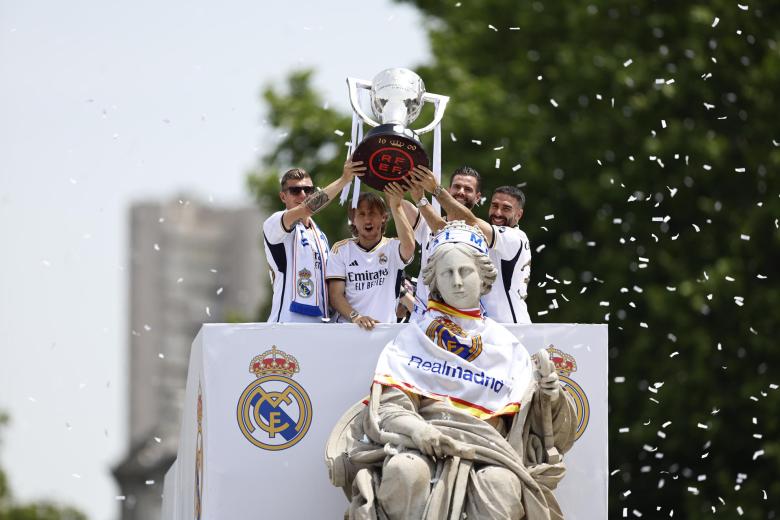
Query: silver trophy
xmin=347 ymin=68 xmax=449 ymax=190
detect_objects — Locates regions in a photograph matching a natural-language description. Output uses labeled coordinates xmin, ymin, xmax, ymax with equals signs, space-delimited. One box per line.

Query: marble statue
xmin=326 ymin=221 xmax=578 ymax=520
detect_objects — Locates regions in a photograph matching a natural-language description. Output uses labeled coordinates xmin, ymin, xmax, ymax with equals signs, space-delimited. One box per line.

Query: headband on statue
xmin=428 ymin=221 xmax=489 ymax=257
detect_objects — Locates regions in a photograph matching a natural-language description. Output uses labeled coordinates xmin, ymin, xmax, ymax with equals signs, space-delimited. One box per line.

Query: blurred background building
xmin=112 ymin=196 xmax=265 ymax=520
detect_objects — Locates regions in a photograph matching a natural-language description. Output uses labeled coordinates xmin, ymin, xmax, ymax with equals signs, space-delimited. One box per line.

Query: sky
xmin=0 ymin=1 xmax=428 ymax=519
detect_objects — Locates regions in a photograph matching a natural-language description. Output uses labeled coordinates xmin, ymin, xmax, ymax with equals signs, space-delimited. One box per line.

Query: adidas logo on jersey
xmin=349 ymin=260 xmax=359 ymax=266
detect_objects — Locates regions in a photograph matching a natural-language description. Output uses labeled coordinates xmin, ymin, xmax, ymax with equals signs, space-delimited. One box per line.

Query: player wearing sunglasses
xmin=262 ymin=159 xmax=366 ymax=323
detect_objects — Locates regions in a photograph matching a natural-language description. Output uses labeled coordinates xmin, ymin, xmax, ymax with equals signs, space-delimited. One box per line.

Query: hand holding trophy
xmin=347 ymin=68 xmax=449 ymax=191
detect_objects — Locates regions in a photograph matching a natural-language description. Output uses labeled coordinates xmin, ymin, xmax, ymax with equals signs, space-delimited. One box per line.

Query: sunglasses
xmin=285 ymin=186 xmax=316 ymax=195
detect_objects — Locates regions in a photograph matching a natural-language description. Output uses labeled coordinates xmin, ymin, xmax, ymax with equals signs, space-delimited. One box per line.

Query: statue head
xmin=422 ymin=222 xmax=497 ymax=309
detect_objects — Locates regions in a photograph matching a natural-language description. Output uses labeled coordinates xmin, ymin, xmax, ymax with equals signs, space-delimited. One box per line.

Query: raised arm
xmin=405 ymin=175 xmax=446 ymax=233
xmin=384 ymin=183 xmax=416 ymax=263
xmin=281 ymin=160 xmax=366 ymax=230
xmin=409 ymin=166 xmax=494 ymax=243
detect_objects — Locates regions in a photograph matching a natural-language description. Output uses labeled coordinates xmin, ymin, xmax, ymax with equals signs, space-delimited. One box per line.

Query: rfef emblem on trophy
xmin=347 ymin=68 xmax=449 ymax=190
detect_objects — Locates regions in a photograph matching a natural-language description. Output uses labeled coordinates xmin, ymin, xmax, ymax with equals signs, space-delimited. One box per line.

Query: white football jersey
xmin=482 ymin=224 xmax=532 ymax=324
xmin=326 ymin=237 xmax=410 ymax=323
xmin=262 ymin=210 xmax=329 ymax=323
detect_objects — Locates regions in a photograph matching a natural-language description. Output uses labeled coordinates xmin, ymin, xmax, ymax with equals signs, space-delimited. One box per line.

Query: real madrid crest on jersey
xmin=236 ymin=346 xmax=313 ymax=451
xmin=547 ymin=346 xmax=590 ymax=440
xmin=296 ymin=268 xmax=314 ymax=298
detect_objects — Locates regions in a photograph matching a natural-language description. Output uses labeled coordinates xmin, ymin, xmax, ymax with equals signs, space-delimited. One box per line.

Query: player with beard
xmin=404 ymin=166 xmax=532 ymax=324
xmin=327 ymin=186 xmax=415 ymax=330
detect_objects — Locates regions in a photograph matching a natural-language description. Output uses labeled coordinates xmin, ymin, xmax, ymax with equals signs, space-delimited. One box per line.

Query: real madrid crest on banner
xmin=236 ymin=346 xmax=313 ymax=451
xmin=547 ymin=346 xmax=590 ymax=440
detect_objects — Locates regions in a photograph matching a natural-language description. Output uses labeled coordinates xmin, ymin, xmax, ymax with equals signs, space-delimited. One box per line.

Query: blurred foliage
xmin=247 ymin=0 xmax=779 ymax=516
xmin=0 ymin=413 xmax=87 ymax=520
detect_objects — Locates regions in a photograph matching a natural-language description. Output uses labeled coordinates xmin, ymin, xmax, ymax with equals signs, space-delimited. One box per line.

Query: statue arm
xmin=375 ymin=386 xmax=464 ymax=458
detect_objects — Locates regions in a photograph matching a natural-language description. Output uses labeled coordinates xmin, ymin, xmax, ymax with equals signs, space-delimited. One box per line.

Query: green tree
xmin=0 ymin=413 xmax=87 ymax=520
xmin=248 ymin=1 xmax=780 ymax=516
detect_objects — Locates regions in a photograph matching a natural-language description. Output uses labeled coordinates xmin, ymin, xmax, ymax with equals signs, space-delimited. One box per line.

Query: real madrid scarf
xmin=289 ymin=220 xmax=330 ymax=318
xmin=374 ymin=303 xmax=533 ymax=419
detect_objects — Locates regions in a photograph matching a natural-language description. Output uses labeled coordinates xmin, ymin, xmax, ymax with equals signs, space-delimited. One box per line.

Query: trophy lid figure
xmin=326 ymin=222 xmax=579 ymax=520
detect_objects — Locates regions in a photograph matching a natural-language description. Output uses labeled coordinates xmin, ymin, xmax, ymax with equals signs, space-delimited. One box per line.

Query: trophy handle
xmin=346 ymin=77 xmax=381 ymax=128
xmin=414 ymin=93 xmax=450 ymax=135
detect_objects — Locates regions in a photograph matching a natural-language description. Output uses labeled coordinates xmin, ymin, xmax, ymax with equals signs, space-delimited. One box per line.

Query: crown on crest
xmin=249 ymin=346 xmax=300 ymax=378
xmin=298 ymin=268 xmax=312 ymax=279
xmin=429 ymin=220 xmax=489 ymax=256
xmin=546 ymin=346 xmax=577 ymax=376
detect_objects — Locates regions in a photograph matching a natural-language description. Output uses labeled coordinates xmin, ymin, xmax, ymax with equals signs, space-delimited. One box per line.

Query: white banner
xmin=162 ymin=323 xmax=607 ymax=519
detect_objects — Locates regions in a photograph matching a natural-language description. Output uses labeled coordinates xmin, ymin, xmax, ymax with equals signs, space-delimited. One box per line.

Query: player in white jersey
xmin=407 ymin=166 xmax=532 ymax=324
xmin=263 ymin=160 xmax=365 ymax=323
xmin=327 ymin=186 xmax=415 ymax=330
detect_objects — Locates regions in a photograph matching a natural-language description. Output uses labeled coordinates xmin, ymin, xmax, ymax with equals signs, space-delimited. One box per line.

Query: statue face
xmin=434 ymin=248 xmax=481 ymax=309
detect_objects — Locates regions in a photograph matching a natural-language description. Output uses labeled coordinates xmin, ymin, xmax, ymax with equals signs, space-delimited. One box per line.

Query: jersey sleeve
xmin=413 ymin=212 xmax=429 ymax=246
xmin=391 ymin=238 xmax=412 ymax=268
xmin=517 ymin=232 xmax=532 ymax=299
xmin=326 ymin=245 xmax=347 ymax=280
xmin=490 ymin=225 xmax=527 ymax=261
xmin=262 ymin=210 xmax=292 ymax=244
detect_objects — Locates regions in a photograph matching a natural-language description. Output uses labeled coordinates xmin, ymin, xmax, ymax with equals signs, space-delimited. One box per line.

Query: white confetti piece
xmin=752 ymin=449 xmax=764 ymax=460
xmin=614 ymin=376 xmax=626 ymax=383
xmin=495 ymin=158 xmax=501 ymax=168
xmin=712 ymin=17 xmax=720 ymax=27
xmin=450 ymin=132 xmax=457 ymax=142
xmin=511 ymin=163 xmax=522 ymax=171
xmin=697 ymin=423 xmax=709 ymax=429
xmin=688 ymin=487 xmax=699 ymax=495
xmin=509 ymin=27 xmax=520 ymax=31
xmin=640 ymin=322 xmax=648 ymax=328
xmin=738 ymin=3 xmax=749 ymax=10
xmin=623 ymin=59 xmax=633 ymax=67
xmin=619 ymin=427 xmax=630 ymax=433
xmin=154 ymin=437 xmax=162 ymax=443
xmin=471 ymin=139 xmax=482 ymax=145
xmin=661 ymin=119 xmax=667 ymax=128
xmin=143 ymin=324 xmax=151 ymax=331
xmin=735 ymin=167 xmax=746 ymax=173
xmin=725 ymin=276 xmax=735 ymax=282
xmin=145 ymin=480 xmax=155 ymax=485
xmin=206 ymin=306 xmax=211 ymax=317
xmin=176 ymin=277 xmax=183 ymax=283
xmin=115 ymin=496 xmax=126 ymax=501
xmin=217 ymin=287 xmax=224 ymax=295
xmin=550 ymin=136 xmax=556 ymax=142
xmin=544 ymin=214 xmax=555 ymax=220
xmin=549 ymin=99 xmax=558 ymax=107
xmin=333 ymin=129 xmax=344 ymax=136
xmin=535 ymin=244 xmax=546 ymax=253
xmin=153 ymin=243 xmax=160 ymax=251
xmin=158 ymin=353 xmax=165 ymax=359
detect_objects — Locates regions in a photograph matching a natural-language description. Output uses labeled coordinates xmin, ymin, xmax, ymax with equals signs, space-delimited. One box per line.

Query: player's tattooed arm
xmin=304 ymin=189 xmax=330 ymax=214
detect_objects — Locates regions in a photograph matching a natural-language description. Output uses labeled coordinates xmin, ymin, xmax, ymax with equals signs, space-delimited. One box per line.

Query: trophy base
xmin=352 ymin=124 xmax=429 ymax=191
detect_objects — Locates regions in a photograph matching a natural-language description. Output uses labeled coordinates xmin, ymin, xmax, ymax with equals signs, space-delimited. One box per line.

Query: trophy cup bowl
xmin=347 ymin=68 xmax=449 ymax=191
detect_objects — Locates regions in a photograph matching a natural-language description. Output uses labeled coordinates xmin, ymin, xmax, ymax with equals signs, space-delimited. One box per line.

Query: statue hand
xmin=411 ymin=424 xmax=459 ymax=458
xmin=539 ymin=371 xmax=560 ymax=401
xmin=534 ymin=349 xmax=560 ymax=401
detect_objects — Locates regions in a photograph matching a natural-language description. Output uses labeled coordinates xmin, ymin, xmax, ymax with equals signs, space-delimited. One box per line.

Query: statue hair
xmin=422 ymin=242 xmax=497 ymax=302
